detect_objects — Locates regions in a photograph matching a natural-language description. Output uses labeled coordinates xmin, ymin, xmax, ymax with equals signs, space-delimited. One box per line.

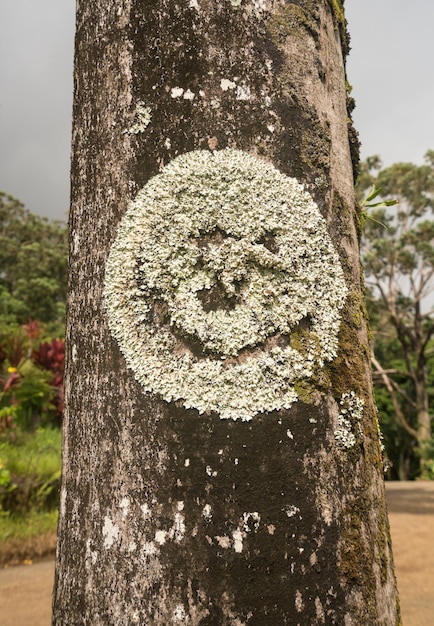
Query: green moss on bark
xmin=328 ymin=0 xmax=349 ymax=56
xmin=267 ymin=2 xmax=320 ymax=43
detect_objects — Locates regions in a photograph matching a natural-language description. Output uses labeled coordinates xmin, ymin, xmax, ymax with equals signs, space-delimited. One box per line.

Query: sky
xmin=0 ymin=0 xmax=433 ymax=222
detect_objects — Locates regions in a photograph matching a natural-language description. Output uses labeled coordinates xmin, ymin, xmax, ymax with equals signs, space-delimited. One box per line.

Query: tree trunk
xmin=53 ymin=1 xmax=400 ymax=624
xmin=415 ymin=364 xmax=432 ymax=477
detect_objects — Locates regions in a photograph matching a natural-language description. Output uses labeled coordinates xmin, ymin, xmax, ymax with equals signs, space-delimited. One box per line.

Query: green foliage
xmin=358 ymin=152 xmax=434 ymax=479
xmin=0 ymin=321 xmax=63 ymax=530
xmin=13 ymin=361 xmax=54 ymax=430
xmin=0 ymin=191 xmax=67 ymax=337
xmin=0 ymin=322 xmax=64 ymax=431
xmin=360 ymin=185 xmax=397 ymax=228
xmin=0 ymin=428 xmax=61 ymax=515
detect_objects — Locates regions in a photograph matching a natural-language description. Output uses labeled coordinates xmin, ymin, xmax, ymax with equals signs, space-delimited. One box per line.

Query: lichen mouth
xmin=168 ymin=314 xmax=315 ymax=367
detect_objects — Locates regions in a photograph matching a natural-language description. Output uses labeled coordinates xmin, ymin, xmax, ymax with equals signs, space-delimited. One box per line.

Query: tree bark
xmin=53 ymin=1 xmax=400 ymax=624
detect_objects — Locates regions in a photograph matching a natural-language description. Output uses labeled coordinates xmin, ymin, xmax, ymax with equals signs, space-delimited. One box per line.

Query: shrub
xmin=0 ymin=428 xmax=61 ymax=515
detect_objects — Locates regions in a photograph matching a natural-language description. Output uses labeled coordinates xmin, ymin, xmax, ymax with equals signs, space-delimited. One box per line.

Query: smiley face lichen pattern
xmin=104 ymin=149 xmax=348 ymax=420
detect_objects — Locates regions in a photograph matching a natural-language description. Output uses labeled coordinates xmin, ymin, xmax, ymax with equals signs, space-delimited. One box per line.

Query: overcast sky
xmin=1 ymin=0 xmax=433 ymax=221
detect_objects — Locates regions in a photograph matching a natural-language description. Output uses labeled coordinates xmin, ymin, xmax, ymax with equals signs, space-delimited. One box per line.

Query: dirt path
xmin=0 ymin=482 xmax=433 ymax=625
xmin=0 ymin=559 xmax=54 ymax=626
xmin=386 ymin=482 xmax=434 ymax=626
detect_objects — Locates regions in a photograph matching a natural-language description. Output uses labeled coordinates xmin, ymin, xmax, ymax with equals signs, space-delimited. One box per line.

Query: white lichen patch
xmin=235 ymin=83 xmax=252 ymax=101
xmin=202 ymin=503 xmax=212 ymax=521
xmin=170 ymin=87 xmax=184 ymax=98
xmin=172 ymin=512 xmax=186 ymax=542
xmin=253 ymin=0 xmax=267 ymax=11
xmin=60 ymin=488 xmax=67 ymax=516
xmin=284 ymin=504 xmax=300 ymax=518
xmin=85 ymin=538 xmax=98 ymax=566
xmin=142 ymin=541 xmax=158 ymax=556
xmin=315 ymin=596 xmax=325 ymax=621
xmin=173 ymin=604 xmax=187 ymax=622
xmin=102 ymin=516 xmax=120 ymax=549
xmin=104 ymin=149 xmax=348 ymax=420
xmin=155 ymin=530 xmax=167 ymax=545
xmin=124 ymin=102 xmax=152 ymax=135
xmin=215 ymin=535 xmax=231 ymax=548
xmin=221 ymin=78 xmax=236 ymax=91
xmin=232 ymin=528 xmax=244 ymax=553
xmin=242 ymin=511 xmax=261 ymax=532
xmin=183 ymin=89 xmax=195 ymax=100
xmin=334 ymin=391 xmax=364 ymax=449
xmin=141 ymin=503 xmax=151 ymax=519
xmin=295 ymin=590 xmax=304 ymax=613
xmin=119 ymin=496 xmax=130 ymax=519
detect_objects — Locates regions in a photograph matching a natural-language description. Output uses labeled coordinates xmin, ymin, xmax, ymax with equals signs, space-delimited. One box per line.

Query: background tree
xmin=53 ymin=1 xmax=399 ymax=624
xmin=0 ymin=191 xmax=67 ymax=337
xmin=358 ymin=152 xmax=434 ymax=478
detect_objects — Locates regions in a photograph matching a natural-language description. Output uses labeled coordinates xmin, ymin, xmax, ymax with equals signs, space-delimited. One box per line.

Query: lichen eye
xmin=104 ymin=148 xmax=347 ymax=420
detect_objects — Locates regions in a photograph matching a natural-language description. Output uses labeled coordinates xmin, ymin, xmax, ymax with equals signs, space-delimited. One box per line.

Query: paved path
xmin=0 ymin=482 xmax=433 ymax=625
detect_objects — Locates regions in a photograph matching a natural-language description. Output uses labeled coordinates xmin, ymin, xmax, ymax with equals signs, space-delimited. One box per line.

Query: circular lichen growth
xmin=104 ymin=149 xmax=348 ymax=420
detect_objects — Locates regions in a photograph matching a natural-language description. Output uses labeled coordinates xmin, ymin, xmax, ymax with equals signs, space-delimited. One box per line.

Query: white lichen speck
xmin=102 ymin=516 xmax=120 ymax=549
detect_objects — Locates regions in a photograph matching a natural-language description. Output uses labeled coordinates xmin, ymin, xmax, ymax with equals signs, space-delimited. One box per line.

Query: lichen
xmin=124 ymin=102 xmax=152 ymax=135
xmin=104 ymin=149 xmax=348 ymax=420
xmin=334 ymin=391 xmax=364 ymax=449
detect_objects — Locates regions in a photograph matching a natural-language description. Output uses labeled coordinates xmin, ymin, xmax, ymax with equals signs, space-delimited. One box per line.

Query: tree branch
xmin=371 ymin=355 xmax=419 ymax=439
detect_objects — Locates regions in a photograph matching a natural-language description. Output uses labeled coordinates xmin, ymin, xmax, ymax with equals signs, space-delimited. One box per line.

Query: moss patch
xmin=267 ymin=2 xmax=320 ymax=43
xmin=328 ymin=0 xmax=349 ymax=57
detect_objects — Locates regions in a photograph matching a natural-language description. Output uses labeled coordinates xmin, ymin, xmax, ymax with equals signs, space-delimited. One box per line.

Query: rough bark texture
xmin=53 ymin=1 xmax=400 ymax=624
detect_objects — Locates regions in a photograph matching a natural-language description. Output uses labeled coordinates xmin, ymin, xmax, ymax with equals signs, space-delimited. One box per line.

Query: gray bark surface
xmin=53 ymin=1 xmax=400 ymax=624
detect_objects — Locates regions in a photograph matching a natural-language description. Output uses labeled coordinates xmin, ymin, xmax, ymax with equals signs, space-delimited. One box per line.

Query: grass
xmin=0 ymin=427 xmax=61 ymax=565
xmin=0 ymin=510 xmax=58 ymax=566
xmin=0 ymin=427 xmax=61 ymax=480
xmin=0 ymin=509 xmax=58 ymax=542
